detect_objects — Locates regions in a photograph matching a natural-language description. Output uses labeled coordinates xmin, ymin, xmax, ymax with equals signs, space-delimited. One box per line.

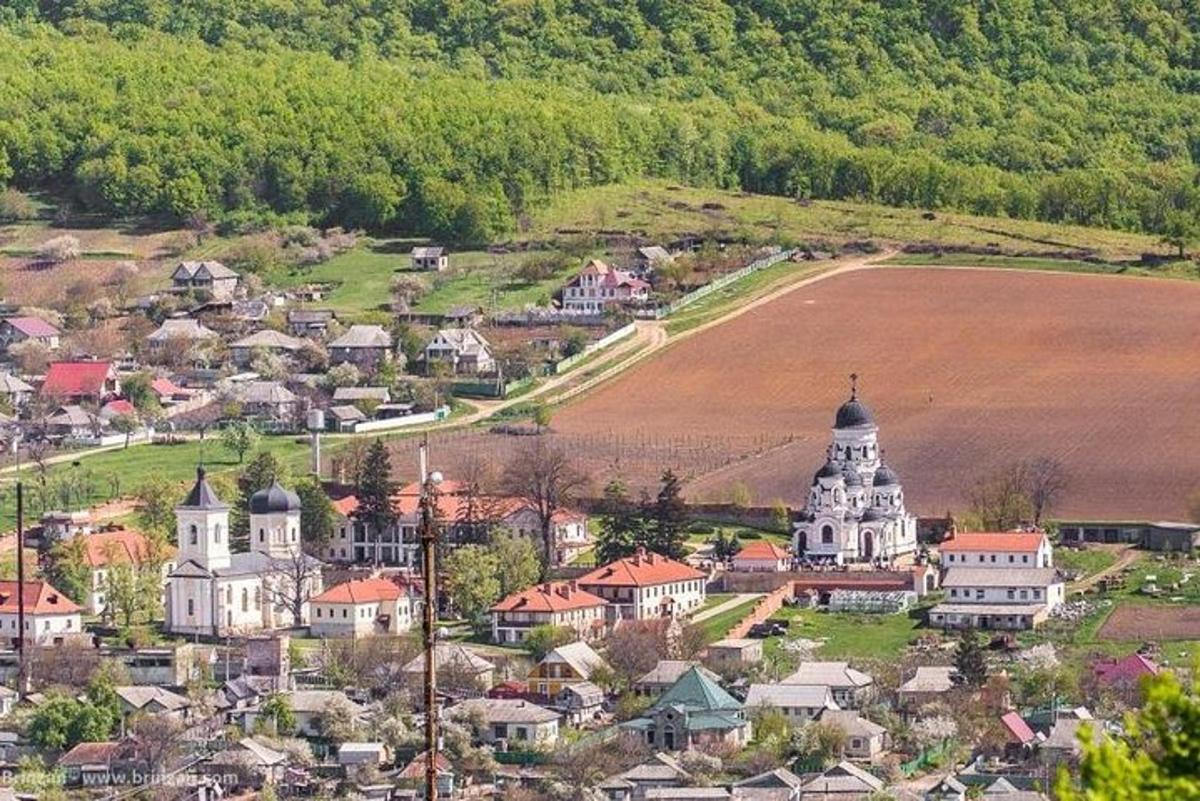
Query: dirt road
xmin=1069 ymin=546 xmax=1141 ymax=593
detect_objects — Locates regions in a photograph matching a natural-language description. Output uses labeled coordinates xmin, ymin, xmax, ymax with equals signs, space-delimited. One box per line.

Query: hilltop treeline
xmin=4 ymin=2 xmax=1200 ymax=239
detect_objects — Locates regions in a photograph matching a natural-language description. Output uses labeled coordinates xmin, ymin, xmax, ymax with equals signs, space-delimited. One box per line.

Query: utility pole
xmin=15 ymin=481 xmax=24 ymax=694
xmin=418 ymin=438 xmax=443 ymax=801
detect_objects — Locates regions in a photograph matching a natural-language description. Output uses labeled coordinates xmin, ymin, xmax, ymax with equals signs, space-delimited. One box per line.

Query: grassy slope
xmin=697 ymin=595 xmax=762 ymax=643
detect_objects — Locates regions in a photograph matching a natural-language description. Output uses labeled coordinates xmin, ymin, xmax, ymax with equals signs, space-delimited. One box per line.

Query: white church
xmin=166 ymin=467 xmax=324 ymax=636
xmin=793 ymin=378 xmax=918 ymax=565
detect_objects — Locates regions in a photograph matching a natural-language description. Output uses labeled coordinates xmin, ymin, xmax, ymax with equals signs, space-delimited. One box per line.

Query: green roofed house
xmin=620 ymin=665 xmax=751 ymax=751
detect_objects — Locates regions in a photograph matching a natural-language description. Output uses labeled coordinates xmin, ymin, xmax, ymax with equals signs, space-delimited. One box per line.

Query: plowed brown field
xmin=551 ymin=267 xmax=1200 ymax=519
xmin=1099 ymin=604 xmax=1200 ymax=641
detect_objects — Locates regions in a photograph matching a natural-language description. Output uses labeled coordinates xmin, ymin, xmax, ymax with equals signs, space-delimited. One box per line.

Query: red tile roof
xmin=0 ymin=580 xmax=81 ymax=615
xmin=81 ymin=529 xmax=176 ymax=569
xmin=6 ymin=316 xmax=60 ymax=338
xmin=101 ymin=399 xmax=136 ymax=417
xmin=491 ymin=581 xmax=607 ymax=613
xmin=1093 ymin=653 xmax=1160 ymax=685
xmin=40 ymin=361 xmax=113 ymax=399
xmin=150 ymin=376 xmax=183 ymax=397
xmin=577 ymin=548 xmax=705 ymax=587
xmin=311 ymin=577 xmax=404 ymax=605
xmin=940 ymin=532 xmax=1047 ymax=553
xmin=57 ymin=741 xmax=122 ymax=767
xmin=399 ymin=751 xmax=452 ymax=779
xmin=734 ymin=541 xmax=790 ymax=561
xmin=331 ymin=495 xmax=359 ymax=516
xmin=1000 ymin=711 xmax=1035 ymax=745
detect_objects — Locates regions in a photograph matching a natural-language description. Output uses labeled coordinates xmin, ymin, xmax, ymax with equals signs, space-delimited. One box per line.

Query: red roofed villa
xmin=577 ymin=547 xmax=707 ymax=621
xmin=490 ymin=581 xmax=608 ymax=644
xmin=310 ymin=577 xmax=411 ymax=639
xmin=73 ymin=528 xmax=178 ymax=616
xmin=940 ymin=531 xmax=1052 ymax=569
xmin=0 ymin=579 xmax=83 ymax=646
xmin=40 ymin=361 xmax=120 ymax=402
xmin=731 ymin=540 xmax=792 ymax=573
xmin=562 ymin=259 xmax=651 ymax=313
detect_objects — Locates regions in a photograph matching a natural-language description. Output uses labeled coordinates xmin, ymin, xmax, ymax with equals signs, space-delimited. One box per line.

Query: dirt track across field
xmin=550 ymin=265 xmax=1200 ymax=519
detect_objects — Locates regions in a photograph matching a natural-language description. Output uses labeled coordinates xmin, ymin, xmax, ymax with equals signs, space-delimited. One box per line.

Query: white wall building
xmin=793 ymin=381 xmax=918 ymax=565
xmin=0 ymin=580 xmax=82 ymax=647
xmin=930 ymin=567 xmax=1064 ymax=630
xmin=309 ymin=577 xmax=412 ymax=639
xmin=165 ymin=469 xmax=323 ymax=637
xmin=577 ymin=548 xmax=706 ymax=621
xmin=939 ymin=531 xmax=1053 ymax=569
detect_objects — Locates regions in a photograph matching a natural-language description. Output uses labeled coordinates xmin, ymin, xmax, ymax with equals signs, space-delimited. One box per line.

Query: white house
xmin=411 ymin=246 xmax=448 ymax=272
xmin=165 ymin=469 xmax=323 ymax=637
xmin=0 ymin=580 xmax=82 ymax=646
xmin=499 ymin=506 xmax=592 ymax=566
xmin=744 ymin=683 xmax=837 ymax=724
xmin=577 ymin=548 xmax=707 ymax=621
xmin=793 ymin=382 xmax=918 ymax=565
xmin=421 ymin=328 xmax=495 ymax=375
xmin=930 ymin=567 xmax=1064 ymax=630
xmin=171 ymin=261 xmax=240 ymax=299
xmin=731 ymin=540 xmax=791 ymax=572
xmin=490 ymin=582 xmax=608 ymax=645
xmin=76 ymin=528 xmax=177 ymax=616
xmin=309 ymin=577 xmax=412 ymax=639
xmin=561 ymin=259 xmax=650 ymax=312
xmin=781 ymin=662 xmax=875 ymax=709
xmin=447 ymin=698 xmax=560 ymax=747
xmin=939 ymin=531 xmax=1053 ymax=569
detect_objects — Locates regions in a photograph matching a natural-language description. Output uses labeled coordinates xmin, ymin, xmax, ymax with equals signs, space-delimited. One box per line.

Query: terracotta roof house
xmin=0 ymin=315 xmax=60 ymax=350
xmin=940 ymin=531 xmax=1053 ymax=569
xmin=577 ymin=547 xmax=707 ymax=621
xmin=0 ymin=579 xmax=83 ymax=646
xmin=171 ymin=260 xmax=240 ymax=299
xmin=1092 ymin=652 xmax=1160 ymax=688
xmin=621 ymin=665 xmax=751 ymax=751
xmin=74 ymin=527 xmax=177 ymax=615
xmin=310 ymin=577 xmax=412 ymax=639
xmin=562 ymin=259 xmax=651 ymax=313
xmin=40 ymin=360 xmax=119 ymax=402
xmin=527 ymin=640 xmax=608 ymax=697
xmin=492 ymin=581 xmax=608 ymax=645
xmin=57 ymin=740 xmax=134 ymax=787
xmin=731 ymin=540 xmax=791 ymax=572
xmin=398 ymin=750 xmax=456 ymax=797
xmin=1000 ymin=710 xmax=1037 ymax=756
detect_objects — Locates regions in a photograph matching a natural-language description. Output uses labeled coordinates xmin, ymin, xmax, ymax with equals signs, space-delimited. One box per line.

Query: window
xmin=949 ymin=589 xmax=957 ymax=598
xmin=990 ymin=555 xmax=996 ymax=562
xmin=342 ymin=609 xmax=348 ymax=618
xmin=975 ymin=589 xmax=985 ymax=599
xmin=821 ymin=525 xmax=834 ymax=544
xmin=1008 ymin=554 xmax=1014 ymax=562
xmin=259 ymin=528 xmax=265 ymax=543
xmin=189 ymin=525 xmax=198 ymax=546
xmin=241 ymin=588 xmax=249 ymax=612
xmin=187 ymin=599 xmax=194 ymax=616
xmin=1007 ymin=589 xmax=1015 ymax=599
xmin=317 ymin=608 xmax=322 ymax=618
xmin=1022 ymin=554 xmax=1029 ymax=563
xmin=493 ymin=725 xmax=506 ymax=740
xmin=515 ymin=727 xmax=528 ymax=740
xmin=214 ymin=525 xmax=222 ymax=544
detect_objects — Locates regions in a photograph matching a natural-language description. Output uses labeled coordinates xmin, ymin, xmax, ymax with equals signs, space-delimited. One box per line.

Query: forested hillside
xmin=4 ymin=1 xmax=1200 ymax=241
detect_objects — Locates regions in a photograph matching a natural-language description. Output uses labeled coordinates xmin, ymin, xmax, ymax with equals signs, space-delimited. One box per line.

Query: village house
xmin=1091 ymin=652 xmax=1159 ymax=692
xmin=999 ymin=710 xmax=1038 ymax=759
xmin=208 ymin=737 xmax=289 ymax=786
xmin=939 ymin=531 xmax=1053 ymax=569
xmin=704 ymin=638 xmax=763 ymax=669
xmin=633 ymin=661 xmax=721 ymax=699
xmin=332 ymin=386 xmax=391 ymax=407
xmin=0 ymin=372 xmax=34 ymax=409
xmin=45 ymin=404 xmax=102 ymax=440
xmin=744 ymin=683 xmax=837 ymax=724
xmin=621 ymin=665 xmax=751 ymax=751
xmin=0 ymin=315 xmax=60 ymax=351
xmin=171 ymin=260 xmax=240 ymax=300
xmin=402 ymin=643 xmax=496 ymax=693
xmin=819 ymin=709 xmax=889 ymax=761
xmin=897 ymin=666 xmax=959 ymax=716
xmin=930 ymin=567 xmax=1064 ymax=630
xmin=114 ymin=685 xmax=191 ymax=721
xmin=562 ymin=259 xmax=651 ymax=312
xmin=309 ymin=577 xmax=412 ymax=638
xmin=630 ymin=245 xmax=675 ymax=276
xmin=421 ymin=328 xmax=495 ymax=375
xmin=56 ymin=741 xmax=139 ymax=788
xmin=230 ymin=329 xmax=306 ymax=367
xmin=287 ymin=308 xmax=337 ymax=338
xmin=338 ymin=741 xmax=390 ymax=768
xmin=491 ymin=582 xmax=608 ymax=645
xmin=448 ymin=698 xmax=561 ymax=747
xmin=252 ymin=689 xmax=365 ymax=737
xmin=527 ymin=640 xmax=608 ymax=697
xmin=74 ymin=527 xmax=177 ymax=616
xmin=327 ymin=404 xmax=367 ymax=432
xmin=398 ymin=750 xmax=456 ymax=797
xmin=731 ymin=540 xmax=791 ymax=572
xmin=732 ymin=768 xmax=805 ymax=800
xmin=146 ymin=318 xmax=218 ymax=350
xmin=555 ymin=680 xmax=606 ymax=725
xmin=577 ymin=548 xmax=707 ymax=621
xmin=411 ymin=246 xmax=448 ymax=271
xmin=781 ymin=662 xmax=875 ymax=709
xmin=599 ymin=753 xmax=692 ymax=801
xmin=329 ymin=324 xmax=394 ymax=371
xmin=796 ymin=761 xmax=885 ymax=799
xmin=165 ymin=469 xmax=324 ymax=637
xmin=230 ymin=380 xmax=299 ymax=423
xmin=500 ymin=506 xmax=592 ymax=565
xmin=0 ymin=579 xmax=83 ymax=646
xmin=40 ymin=360 xmax=120 ymax=403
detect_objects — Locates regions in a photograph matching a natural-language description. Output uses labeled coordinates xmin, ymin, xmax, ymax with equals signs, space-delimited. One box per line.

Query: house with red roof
xmin=562 ymin=259 xmax=651 ymax=313
xmin=39 ymin=360 xmax=119 ymax=403
xmin=65 ymin=528 xmax=178 ymax=616
xmin=731 ymin=540 xmax=792 ymax=572
xmin=577 ymin=547 xmax=707 ymax=621
xmin=490 ymin=581 xmax=609 ymax=644
xmin=940 ymin=531 xmax=1053 ymax=569
xmin=0 ymin=315 xmax=61 ymax=351
xmin=0 ymin=579 xmax=83 ymax=646
xmin=309 ymin=577 xmax=412 ymax=638
xmin=1093 ymin=652 xmax=1160 ymax=688
xmin=999 ymin=710 xmax=1037 ymax=758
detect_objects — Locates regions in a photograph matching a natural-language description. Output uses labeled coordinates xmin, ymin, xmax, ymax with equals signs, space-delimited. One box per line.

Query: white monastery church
xmin=793 ymin=378 xmax=918 ymax=564
xmin=166 ymin=467 xmax=324 ymax=636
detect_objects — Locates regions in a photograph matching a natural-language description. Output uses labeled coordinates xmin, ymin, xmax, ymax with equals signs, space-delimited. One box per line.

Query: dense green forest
xmin=4 ymin=1 xmax=1200 ymax=241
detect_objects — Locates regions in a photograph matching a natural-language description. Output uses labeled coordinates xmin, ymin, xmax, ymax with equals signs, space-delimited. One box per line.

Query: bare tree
xmin=964 ymin=462 xmax=1034 ymax=531
xmin=453 ymin=452 xmax=503 ymax=545
xmin=502 ymin=439 xmax=587 ymax=574
xmin=265 ymin=549 xmax=322 ymax=628
xmin=1026 ymin=456 xmax=1068 ymax=524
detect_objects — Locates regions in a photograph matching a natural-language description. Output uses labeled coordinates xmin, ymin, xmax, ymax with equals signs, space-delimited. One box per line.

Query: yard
xmin=696 ymin=596 xmax=762 ymax=643
xmin=762 ymin=604 xmax=929 ymax=662
xmin=1053 ymin=546 xmax=1119 ymax=579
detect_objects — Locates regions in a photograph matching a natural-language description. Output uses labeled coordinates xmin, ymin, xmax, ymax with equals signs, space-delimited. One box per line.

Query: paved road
xmin=690 ymin=592 xmax=763 ymax=623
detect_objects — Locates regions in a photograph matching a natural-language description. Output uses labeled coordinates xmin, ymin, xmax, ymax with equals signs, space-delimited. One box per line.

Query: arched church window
xmin=214 ymin=524 xmax=221 ymax=544
xmin=844 ymin=446 xmax=851 ymax=459
xmin=189 ymin=524 xmax=198 ymax=546
xmin=255 ymin=587 xmax=261 ymax=610
xmin=291 ymin=528 xmax=297 ymax=542
xmin=226 ymin=586 xmax=232 ymax=603
xmin=821 ymin=525 xmax=834 ymax=544
xmin=241 ymin=588 xmax=249 ymax=612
